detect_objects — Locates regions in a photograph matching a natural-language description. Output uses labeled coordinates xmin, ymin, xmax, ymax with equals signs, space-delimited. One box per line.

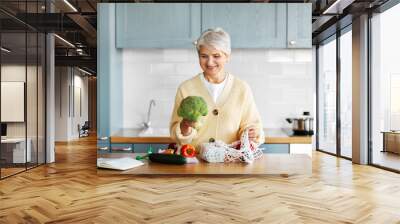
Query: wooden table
xmin=97 ymin=153 xmax=312 ymax=176
xmin=110 ymin=128 xmax=312 ymax=144
xmin=381 ymin=131 xmax=400 ymax=154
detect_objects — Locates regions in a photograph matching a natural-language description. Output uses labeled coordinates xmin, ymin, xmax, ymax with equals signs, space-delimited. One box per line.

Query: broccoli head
xmin=177 ymin=96 xmax=208 ymax=122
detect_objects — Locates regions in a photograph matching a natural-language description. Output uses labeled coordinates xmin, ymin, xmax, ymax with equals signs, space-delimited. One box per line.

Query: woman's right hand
xmin=180 ymin=119 xmax=196 ymax=136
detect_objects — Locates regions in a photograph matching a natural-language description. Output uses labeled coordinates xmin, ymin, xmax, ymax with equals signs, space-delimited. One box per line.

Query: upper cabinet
xmin=115 ymin=3 xmax=201 ymax=48
xmin=287 ymin=3 xmax=312 ymax=48
xmin=201 ymin=3 xmax=287 ymax=48
xmin=115 ymin=3 xmax=311 ymax=49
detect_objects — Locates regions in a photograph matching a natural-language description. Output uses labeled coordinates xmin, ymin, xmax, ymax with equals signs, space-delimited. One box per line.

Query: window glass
xmin=340 ymin=29 xmax=352 ymax=158
xmin=1 ymin=31 xmax=27 ymax=178
xmin=371 ymin=3 xmax=400 ymax=171
xmin=318 ymin=37 xmax=337 ymax=154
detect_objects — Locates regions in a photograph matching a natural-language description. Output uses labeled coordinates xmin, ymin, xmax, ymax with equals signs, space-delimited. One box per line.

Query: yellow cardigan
xmin=169 ymin=73 xmax=264 ymax=149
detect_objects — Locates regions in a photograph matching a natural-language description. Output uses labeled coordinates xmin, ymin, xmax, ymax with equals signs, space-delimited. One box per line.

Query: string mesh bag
xmin=199 ymin=129 xmax=263 ymax=164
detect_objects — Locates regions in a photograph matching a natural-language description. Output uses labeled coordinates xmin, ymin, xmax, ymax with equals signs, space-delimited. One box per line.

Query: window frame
xmin=316 ymin=24 xmax=353 ymax=160
xmin=368 ymin=1 xmax=400 ymax=173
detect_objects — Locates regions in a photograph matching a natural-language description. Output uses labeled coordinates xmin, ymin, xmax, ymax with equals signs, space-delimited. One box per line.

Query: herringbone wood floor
xmin=1 ymin=136 xmax=400 ymax=224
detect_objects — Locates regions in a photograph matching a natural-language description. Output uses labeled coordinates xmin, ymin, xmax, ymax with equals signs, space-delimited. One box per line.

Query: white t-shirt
xmin=200 ymin=73 xmax=229 ymax=103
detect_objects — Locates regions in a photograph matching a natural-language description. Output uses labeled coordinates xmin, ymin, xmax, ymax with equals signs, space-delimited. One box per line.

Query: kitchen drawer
xmin=260 ymin=144 xmax=289 ymax=154
xmin=98 ymin=143 xmax=132 ymax=154
xmin=133 ymin=144 xmax=168 ymax=153
xmin=110 ymin=144 xmax=133 ymax=153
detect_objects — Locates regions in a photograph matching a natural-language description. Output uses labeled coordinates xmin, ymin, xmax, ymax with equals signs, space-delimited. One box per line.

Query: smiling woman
xmin=169 ymin=28 xmax=265 ymax=151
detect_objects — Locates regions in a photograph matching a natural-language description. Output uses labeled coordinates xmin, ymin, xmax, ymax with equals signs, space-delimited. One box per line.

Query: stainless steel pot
xmin=286 ymin=112 xmax=314 ymax=136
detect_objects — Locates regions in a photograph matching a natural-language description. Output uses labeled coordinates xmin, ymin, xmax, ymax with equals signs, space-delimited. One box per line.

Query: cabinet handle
xmin=98 ymin=136 xmax=109 ymax=141
xmin=99 ymin=147 xmax=109 ymax=151
xmin=289 ymin=40 xmax=296 ymax=46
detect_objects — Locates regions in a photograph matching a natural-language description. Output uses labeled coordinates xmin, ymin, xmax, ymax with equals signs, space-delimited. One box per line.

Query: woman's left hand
xmin=248 ymin=126 xmax=259 ymax=142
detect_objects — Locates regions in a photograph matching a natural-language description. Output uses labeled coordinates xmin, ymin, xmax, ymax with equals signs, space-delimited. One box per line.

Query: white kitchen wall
xmin=123 ymin=49 xmax=313 ymax=129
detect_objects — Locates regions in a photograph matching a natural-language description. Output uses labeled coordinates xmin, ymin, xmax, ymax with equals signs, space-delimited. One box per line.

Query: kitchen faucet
xmin=143 ymin=99 xmax=156 ymax=129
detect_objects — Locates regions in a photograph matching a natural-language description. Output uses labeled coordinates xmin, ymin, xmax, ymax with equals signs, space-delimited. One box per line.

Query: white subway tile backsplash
xmin=123 ymin=49 xmax=164 ymax=62
xmin=123 ymin=112 xmax=145 ymax=128
xmin=123 ymin=48 xmax=313 ymax=129
xmin=282 ymin=90 xmax=309 ymax=103
xmin=228 ymin=49 xmax=243 ymax=63
xmin=282 ymin=63 xmax=310 ymax=76
xmin=256 ymin=63 xmax=284 ymax=76
xmin=294 ymin=49 xmax=312 ymax=62
xmin=188 ymin=50 xmax=200 ymax=62
xmin=162 ymin=76 xmax=187 ymax=89
xmin=226 ymin=63 xmax=259 ymax=77
xmin=175 ymin=63 xmax=202 ymax=76
xmin=123 ymin=63 xmax=150 ymax=77
xmin=239 ymin=50 xmax=269 ymax=62
xmin=162 ymin=49 xmax=190 ymax=62
xmin=150 ymin=63 xmax=176 ymax=75
xmin=266 ymin=49 xmax=294 ymax=62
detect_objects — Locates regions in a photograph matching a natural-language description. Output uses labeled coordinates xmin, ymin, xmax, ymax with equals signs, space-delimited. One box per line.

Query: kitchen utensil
xmin=286 ymin=111 xmax=314 ymax=136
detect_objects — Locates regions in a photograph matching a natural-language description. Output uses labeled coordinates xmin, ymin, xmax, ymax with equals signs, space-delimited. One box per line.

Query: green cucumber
xmin=149 ymin=153 xmax=187 ymax=165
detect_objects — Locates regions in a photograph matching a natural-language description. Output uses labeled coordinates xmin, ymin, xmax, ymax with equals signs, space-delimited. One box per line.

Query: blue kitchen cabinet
xmin=116 ymin=3 xmax=201 ymax=48
xmin=114 ymin=3 xmax=311 ymax=49
xmin=287 ymin=3 xmax=312 ymax=48
xmin=260 ymin=144 xmax=290 ymax=153
xmin=201 ymin=3 xmax=287 ymax=48
xmin=101 ymin=143 xmax=168 ymax=153
xmin=97 ymin=136 xmax=111 ymax=154
xmin=98 ymin=4 xmax=123 ymax=139
xmin=110 ymin=144 xmax=133 ymax=153
xmin=132 ymin=144 xmax=168 ymax=153
xmin=131 ymin=144 xmax=148 ymax=153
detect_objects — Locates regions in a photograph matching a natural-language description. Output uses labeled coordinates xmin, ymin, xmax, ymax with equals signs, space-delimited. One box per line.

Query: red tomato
xmin=181 ymin=144 xmax=196 ymax=157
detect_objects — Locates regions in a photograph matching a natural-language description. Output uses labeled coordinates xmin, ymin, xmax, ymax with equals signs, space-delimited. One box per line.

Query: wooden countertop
xmin=97 ymin=153 xmax=312 ymax=176
xmin=264 ymin=129 xmax=312 ymax=144
xmin=381 ymin=130 xmax=400 ymax=134
xmin=110 ymin=128 xmax=312 ymax=144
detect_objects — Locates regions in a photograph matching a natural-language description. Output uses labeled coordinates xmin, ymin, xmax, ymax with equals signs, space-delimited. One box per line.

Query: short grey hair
xmin=195 ymin=27 xmax=231 ymax=56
